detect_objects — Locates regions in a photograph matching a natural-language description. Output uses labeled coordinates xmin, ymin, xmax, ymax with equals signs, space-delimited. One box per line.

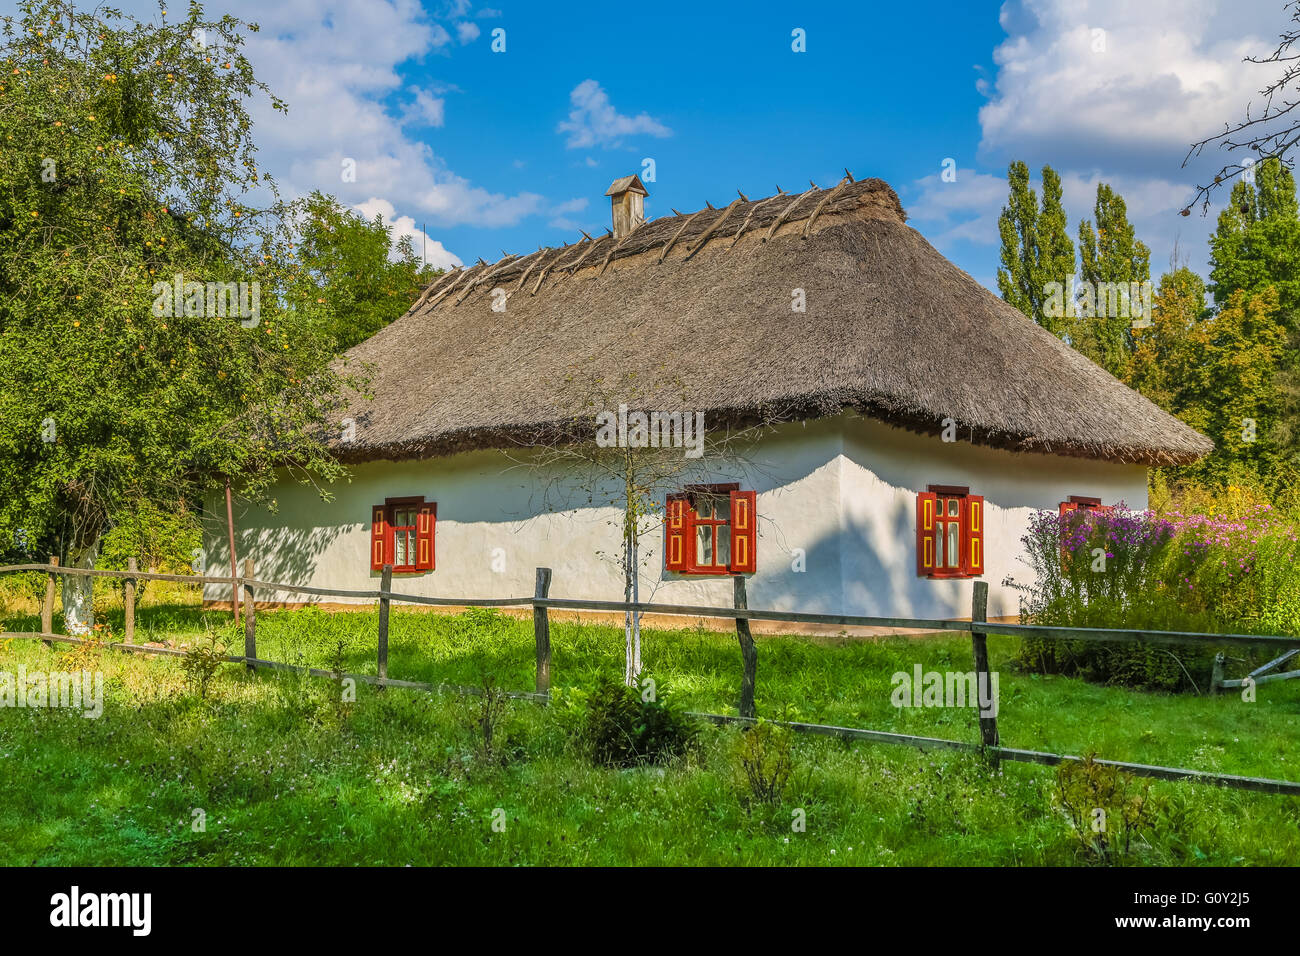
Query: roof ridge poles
xmin=683 ymin=198 xmax=743 ymax=261
xmin=657 ymin=208 xmax=708 ymax=264
xmin=454 ymin=253 xmax=519 ymax=305
xmin=513 ymin=247 xmax=555 ymax=292
xmin=558 ymin=231 xmax=612 ymax=279
xmin=762 ymin=188 xmax=813 ymax=242
xmin=424 ymin=263 xmax=481 ymax=309
xmin=729 ymin=190 xmax=788 ymax=247
xmin=528 ymin=247 xmax=574 ymax=296
xmin=410 ymin=267 xmax=462 ymax=311
xmin=801 ymin=175 xmax=853 ymax=238
xmin=596 ymin=230 xmax=639 ymax=277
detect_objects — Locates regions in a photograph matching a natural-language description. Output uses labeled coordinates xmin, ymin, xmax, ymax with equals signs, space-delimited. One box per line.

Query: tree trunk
xmin=623 ymin=528 xmax=635 ymax=686
xmin=61 ymin=538 xmax=99 ymax=635
xmin=631 ymin=531 xmax=642 ymax=682
xmin=622 ymin=459 xmax=637 ymax=686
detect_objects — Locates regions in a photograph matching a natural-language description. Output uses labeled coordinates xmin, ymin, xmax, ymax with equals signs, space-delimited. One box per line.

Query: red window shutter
xmin=729 ymin=490 xmax=757 ymax=573
xmin=415 ymin=501 xmax=436 ymax=571
xmin=916 ymin=491 xmax=937 ymax=576
xmin=963 ymin=494 xmax=985 ymax=576
xmin=1058 ymin=501 xmax=1079 ymax=567
xmin=370 ymin=505 xmax=388 ymax=571
xmin=665 ymin=494 xmax=689 ymax=572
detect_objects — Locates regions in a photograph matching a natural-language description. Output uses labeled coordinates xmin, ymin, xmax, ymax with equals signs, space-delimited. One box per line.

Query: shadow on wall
xmin=842 ymin=501 xmax=968 ymax=620
xmin=714 ymin=495 xmax=970 ymax=621
xmin=202 ymin=507 xmax=348 ymax=603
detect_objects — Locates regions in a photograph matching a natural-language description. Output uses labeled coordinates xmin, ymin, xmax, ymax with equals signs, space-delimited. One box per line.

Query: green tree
xmin=996 ymin=160 xmax=1038 ymax=320
xmin=1208 ymin=157 xmax=1300 ymax=481
xmin=1125 ymin=267 xmax=1207 ymax=413
xmin=996 ymin=162 xmax=1075 ymax=335
xmin=0 ymin=1 xmax=354 ymax=630
xmin=1071 ymin=184 xmax=1151 ymax=379
xmin=1210 ymin=159 xmax=1300 ymax=327
xmin=1036 ymin=166 xmax=1075 ymax=336
xmin=1129 ymin=277 xmax=1287 ymax=489
xmin=288 ymin=191 xmax=437 ymax=353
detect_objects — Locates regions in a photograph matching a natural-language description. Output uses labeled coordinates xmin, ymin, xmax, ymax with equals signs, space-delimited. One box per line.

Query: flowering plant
xmin=1008 ymin=502 xmax=1300 ymax=690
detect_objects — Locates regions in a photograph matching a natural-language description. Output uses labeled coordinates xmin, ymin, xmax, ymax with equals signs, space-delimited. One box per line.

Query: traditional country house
xmin=205 ymin=173 xmax=1211 ymax=630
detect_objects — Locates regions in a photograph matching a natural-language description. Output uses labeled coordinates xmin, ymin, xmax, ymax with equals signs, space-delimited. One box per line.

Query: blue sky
xmin=385 ymin=1 xmax=1005 ymax=269
xmin=101 ymin=0 xmax=1292 ymax=289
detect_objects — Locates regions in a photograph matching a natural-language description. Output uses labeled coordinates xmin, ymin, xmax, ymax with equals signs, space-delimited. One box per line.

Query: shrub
xmin=180 ymin=629 xmax=227 ymax=699
xmin=470 ymin=671 xmax=511 ymax=765
xmin=61 ymin=622 xmax=113 ymax=672
xmin=98 ymin=499 xmax=202 ymax=602
xmin=1055 ymin=754 xmax=1154 ymax=864
xmin=573 ymin=676 xmax=697 ymax=768
xmin=732 ymin=719 xmax=793 ymax=807
xmin=1008 ymin=503 xmax=1298 ymax=690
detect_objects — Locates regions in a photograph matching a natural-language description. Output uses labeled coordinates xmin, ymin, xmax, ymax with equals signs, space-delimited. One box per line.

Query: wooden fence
xmin=2 ymin=559 xmax=1299 ymax=796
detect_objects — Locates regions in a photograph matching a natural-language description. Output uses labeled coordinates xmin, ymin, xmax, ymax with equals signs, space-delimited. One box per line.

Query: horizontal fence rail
xmin=995 ymin=621 xmax=1300 ymax=651
xmin=2 ymin=561 xmax=1298 ymax=796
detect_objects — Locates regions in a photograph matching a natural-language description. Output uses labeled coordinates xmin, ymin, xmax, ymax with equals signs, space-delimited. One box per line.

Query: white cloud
xmin=105 ymin=0 xmax=559 ymax=237
xmin=960 ymin=0 xmax=1291 ymax=282
xmin=906 ymin=169 xmax=1008 ymax=247
xmin=455 ymin=21 xmax=481 ymax=44
xmin=979 ymin=0 xmax=1278 ymax=173
xmin=557 ymin=80 xmax=672 ymax=149
xmin=401 ymin=87 xmax=446 ymax=128
xmin=354 ymin=198 xmax=463 ymax=270
xmin=428 ymin=23 xmax=453 ymax=48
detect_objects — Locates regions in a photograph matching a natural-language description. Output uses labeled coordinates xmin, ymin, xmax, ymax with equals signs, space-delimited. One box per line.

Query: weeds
xmin=179 ymin=627 xmax=227 ymax=700
xmin=733 ymin=718 xmax=793 ymax=807
xmin=1055 ymin=753 xmax=1155 ymax=864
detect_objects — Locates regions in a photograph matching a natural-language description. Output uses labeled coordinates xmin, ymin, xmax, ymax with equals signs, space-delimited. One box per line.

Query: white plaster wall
xmin=839 ymin=415 xmax=1149 ymax=620
xmin=204 ymin=414 xmax=1148 ymax=622
xmin=204 ymin=417 xmax=847 ymax=614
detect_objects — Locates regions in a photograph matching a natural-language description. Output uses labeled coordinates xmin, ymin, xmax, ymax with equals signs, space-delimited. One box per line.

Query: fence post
xmin=533 ymin=567 xmax=553 ymax=698
xmin=970 ymin=581 xmax=1000 ymax=765
xmin=124 ymin=557 xmax=137 ymax=645
xmin=1210 ymin=652 xmax=1225 ymax=695
xmin=226 ymin=478 xmax=240 ymax=627
xmin=41 ymin=555 xmax=58 ymax=647
xmin=377 ymin=564 xmax=392 ymax=687
xmin=243 ymin=558 xmax=256 ymax=671
xmin=734 ymin=575 xmax=757 ymax=719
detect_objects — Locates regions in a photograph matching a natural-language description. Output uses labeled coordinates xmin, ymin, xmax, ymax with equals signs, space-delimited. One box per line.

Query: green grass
xmin=2 ymin=592 xmax=1299 ymax=865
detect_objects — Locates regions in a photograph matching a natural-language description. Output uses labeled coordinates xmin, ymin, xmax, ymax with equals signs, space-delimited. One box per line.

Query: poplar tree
xmin=996 ymin=162 xmax=1074 ymax=335
xmin=1072 ymin=184 xmax=1151 ymax=378
xmin=996 ymin=161 xmax=1038 ymax=319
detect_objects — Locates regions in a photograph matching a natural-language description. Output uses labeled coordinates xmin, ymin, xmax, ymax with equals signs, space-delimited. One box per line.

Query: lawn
xmin=1 ymin=586 xmax=1299 ymax=865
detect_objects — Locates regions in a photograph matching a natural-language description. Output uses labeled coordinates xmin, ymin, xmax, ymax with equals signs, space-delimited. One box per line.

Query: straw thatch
xmin=334 ymin=177 xmax=1212 ymax=467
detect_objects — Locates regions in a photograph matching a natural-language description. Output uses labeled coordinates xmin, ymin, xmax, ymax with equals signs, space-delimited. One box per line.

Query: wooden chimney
xmin=605 ymin=174 xmax=648 ymax=239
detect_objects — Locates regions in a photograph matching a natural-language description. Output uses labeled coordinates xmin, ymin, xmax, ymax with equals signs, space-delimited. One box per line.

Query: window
xmin=370 ymin=497 xmax=436 ymax=573
xmin=916 ymin=485 xmax=984 ymax=578
xmin=1060 ymin=495 xmax=1110 ymax=518
xmin=1058 ymin=497 xmax=1112 ymax=564
xmin=665 ymin=484 xmax=757 ymax=575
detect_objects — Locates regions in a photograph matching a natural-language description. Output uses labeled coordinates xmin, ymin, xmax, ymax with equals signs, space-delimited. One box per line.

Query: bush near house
xmin=1010 ymin=501 xmax=1300 ymax=690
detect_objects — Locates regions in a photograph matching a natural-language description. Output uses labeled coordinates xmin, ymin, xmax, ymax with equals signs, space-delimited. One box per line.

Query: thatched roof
xmin=334 ymin=176 xmax=1212 ymax=467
